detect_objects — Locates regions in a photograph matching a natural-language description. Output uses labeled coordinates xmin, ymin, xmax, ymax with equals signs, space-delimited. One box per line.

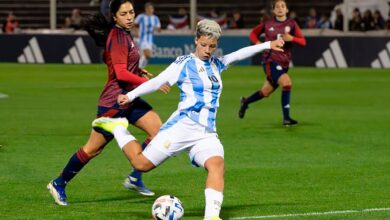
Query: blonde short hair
xmin=196 ymin=19 xmax=222 ymax=40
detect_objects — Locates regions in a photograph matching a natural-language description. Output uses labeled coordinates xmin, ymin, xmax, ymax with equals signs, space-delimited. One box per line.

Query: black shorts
xmin=263 ymin=61 xmax=289 ymax=88
xmin=94 ymin=97 xmax=153 ymax=139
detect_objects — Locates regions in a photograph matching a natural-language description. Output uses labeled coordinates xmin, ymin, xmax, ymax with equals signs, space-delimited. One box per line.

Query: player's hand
xmin=139 ymin=68 xmax=154 ymax=79
xmin=117 ymin=94 xmax=130 ymax=105
xmin=270 ymin=39 xmax=284 ymax=52
xmin=159 ymin=83 xmax=170 ymax=94
xmin=281 ymin=33 xmax=293 ymax=42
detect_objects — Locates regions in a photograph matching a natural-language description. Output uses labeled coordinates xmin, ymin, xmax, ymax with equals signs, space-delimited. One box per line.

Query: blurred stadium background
xmin=1 ymin=1 xmax=390 ymax=220
xmin=0 ymin=0 xmax=389 ymax=67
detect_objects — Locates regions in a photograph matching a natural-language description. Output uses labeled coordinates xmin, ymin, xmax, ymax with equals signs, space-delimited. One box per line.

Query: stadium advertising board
xmin=0 ymin=34 xmax=389 ymax=68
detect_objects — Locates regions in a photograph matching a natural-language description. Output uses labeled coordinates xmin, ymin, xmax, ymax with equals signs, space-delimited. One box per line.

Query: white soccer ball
xmin=152 ymin=195 xmax=184 ymax=220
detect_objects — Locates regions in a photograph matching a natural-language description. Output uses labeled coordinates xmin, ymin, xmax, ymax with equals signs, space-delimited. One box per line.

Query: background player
xmin=47 ymin=0 xmax=169 ymax=206
xmin=135 ymin=2 xmax=161 ymax=68
xmin=92 ymin=20 xmax=284 ymax=220
xmin=238 ymin=0 xmax=306 ymax=126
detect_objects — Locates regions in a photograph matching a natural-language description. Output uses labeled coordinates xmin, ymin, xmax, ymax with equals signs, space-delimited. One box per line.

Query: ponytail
xmin=84 ymin=13 xmax=114 ymax=47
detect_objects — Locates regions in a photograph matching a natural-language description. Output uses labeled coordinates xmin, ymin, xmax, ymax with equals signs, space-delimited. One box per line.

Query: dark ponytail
xmin=84 ymin=0 xmax=134 ymax=47
xmin=84 ymin=13 xmax=114 ymax=47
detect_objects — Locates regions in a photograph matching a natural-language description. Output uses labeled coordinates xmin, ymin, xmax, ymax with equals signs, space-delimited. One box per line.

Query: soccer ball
xmin=152 ymin=195 xmax=184 ymax=220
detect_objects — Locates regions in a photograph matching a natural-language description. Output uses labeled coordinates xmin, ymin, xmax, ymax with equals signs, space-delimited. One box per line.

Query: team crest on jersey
xmin=269 ymin=27 xmax=275 ymax=31
xmin=284 ymin=26 xmax=291 ymax=33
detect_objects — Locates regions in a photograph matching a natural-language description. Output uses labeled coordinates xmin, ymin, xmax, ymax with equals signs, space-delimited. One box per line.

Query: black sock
xmin=245 ymin=91 xmax=265 ymax=105
xmin=281 ymin=85 xmax=291 ymax=120
xmin=54 ymin=148 xmax=91 ymax=187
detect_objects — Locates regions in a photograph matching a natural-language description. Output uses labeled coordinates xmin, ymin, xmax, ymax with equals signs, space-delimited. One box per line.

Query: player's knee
xmin=282 ymin=85 xmax=292 ymax=91
xmin=132 ymin=159 xmax=154 ymax=172
xmin=82 ymin=146 xmax=102 ymax=158
xmin=205 ymin=156 xmax=225 ymax=175
xmin=260 ymin=90 xmax=270 ymax=97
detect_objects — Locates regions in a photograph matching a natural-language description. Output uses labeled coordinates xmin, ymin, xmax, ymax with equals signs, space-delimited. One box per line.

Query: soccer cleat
xmin=47 ymin=181 xmax=68 ymax=206
xmin=123 ymin=176 xmax=155 ymax=196
xmin=283 ymin=118 xmax=298 ymax=126
xmin=92 ymin=117 xmax=129 ymax=133
xmin=238 ymin=97 xmax=248 ymax=119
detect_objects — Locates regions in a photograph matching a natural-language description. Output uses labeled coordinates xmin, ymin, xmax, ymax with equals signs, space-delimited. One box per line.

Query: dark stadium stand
xmin=0 ymin=0 xmax=342 ymax=30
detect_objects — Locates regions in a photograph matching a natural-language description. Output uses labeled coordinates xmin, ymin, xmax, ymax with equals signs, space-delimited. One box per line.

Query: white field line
xmin=229 ymin=207 xmax=390 ymax=219
xmin=0 ymin=93 xmax=9 ymax=99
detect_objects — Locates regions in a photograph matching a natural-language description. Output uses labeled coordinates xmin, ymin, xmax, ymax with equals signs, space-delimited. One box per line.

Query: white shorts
xmin=142 ymin=116 xmax=224 ymax=168
xmin=139 ymin=41 xmax=153 ymax=51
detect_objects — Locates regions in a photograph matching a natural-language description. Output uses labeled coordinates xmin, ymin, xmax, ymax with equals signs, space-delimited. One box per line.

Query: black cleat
xmin=238 ymin=97 xmax=248 ymax=119
xmin=283 ymin=118 xmax=298 ymax=126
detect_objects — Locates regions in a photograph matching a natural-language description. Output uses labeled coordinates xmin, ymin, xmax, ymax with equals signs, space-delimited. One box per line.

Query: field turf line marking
xmin=0 ymin=93 xmax=9 ymax=99
xmin=229 ymin=207 xmax=390 ymax=219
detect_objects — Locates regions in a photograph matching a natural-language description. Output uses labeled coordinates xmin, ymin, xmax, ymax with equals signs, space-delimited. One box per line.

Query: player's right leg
xmin=125 ymin=109 xmax=162 ymax=196
xmin=47 ymin=130 xmax=108 ymax=206
xmin=239 ymin=81 xmax=274 ymax=119
xmin=92 ymin=117 xmax=156 ymax=172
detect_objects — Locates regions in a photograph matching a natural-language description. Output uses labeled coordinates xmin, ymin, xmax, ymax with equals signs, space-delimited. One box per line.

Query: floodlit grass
xmin=0 ymin=64 xmax=389 ymax=219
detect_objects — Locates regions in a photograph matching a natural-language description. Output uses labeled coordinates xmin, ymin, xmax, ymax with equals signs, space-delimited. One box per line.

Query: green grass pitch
xmin=0 ymin=63 xmax=389 ymax=219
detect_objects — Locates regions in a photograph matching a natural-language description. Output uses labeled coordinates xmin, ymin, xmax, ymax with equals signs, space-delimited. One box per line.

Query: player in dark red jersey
xmin=47 ymin=0 xmax=169 ymax=206
xmin=238 ymin=0 xmax=306 ymax=126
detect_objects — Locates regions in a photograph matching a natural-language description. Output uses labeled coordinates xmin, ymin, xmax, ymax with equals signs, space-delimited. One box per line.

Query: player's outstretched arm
xmin=221 ymin=39 xmax=284 ymax=66
xmin=118 ymin=63 xmax=179 ymax=105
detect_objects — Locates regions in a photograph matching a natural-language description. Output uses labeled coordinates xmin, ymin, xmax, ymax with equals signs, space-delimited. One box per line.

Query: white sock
xmin=139 ymin=54 xmax=148 ymax=69
xmin=112 ymin=126 xmax=136 ymax=149
xmin=204 ymin=188 xmax=223 ymax=218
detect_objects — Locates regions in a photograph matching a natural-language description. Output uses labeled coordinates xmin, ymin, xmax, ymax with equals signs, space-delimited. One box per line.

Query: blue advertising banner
xmin=151 ymin=35 xmax=251 ymax=65
xmin=0 ymin=34 xmax=389 ymax=68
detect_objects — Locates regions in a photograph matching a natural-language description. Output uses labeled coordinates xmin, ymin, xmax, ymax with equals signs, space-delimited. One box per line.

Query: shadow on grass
xmin=72 ymin=194 xmax=155 ymax=204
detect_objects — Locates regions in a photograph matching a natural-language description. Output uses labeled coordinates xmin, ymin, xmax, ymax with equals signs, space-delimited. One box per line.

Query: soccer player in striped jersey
xmin=135 ymin=2 xmax=161 ymax=68
xmin=47 ymin=0 xmax=169 ymax=206
xmin=238 ymin=0 xmax=306 ymax=126
xmin=92 ymin=19 xmax=284 ymax=220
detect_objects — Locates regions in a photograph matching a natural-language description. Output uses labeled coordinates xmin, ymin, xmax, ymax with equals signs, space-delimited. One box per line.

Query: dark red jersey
xmin=99 ymin=26 xmax=147 ymax=108
xmin=249 ymin=17 xmax=306 ymax=68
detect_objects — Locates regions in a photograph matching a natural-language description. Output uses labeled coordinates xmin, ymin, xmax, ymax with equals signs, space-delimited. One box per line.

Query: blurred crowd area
xmin=1 ymin=0 xmax=390 ymax=34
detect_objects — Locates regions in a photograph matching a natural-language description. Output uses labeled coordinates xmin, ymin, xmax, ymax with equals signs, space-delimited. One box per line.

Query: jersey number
xmin=208 ymin=75 xmax=219 ymax=83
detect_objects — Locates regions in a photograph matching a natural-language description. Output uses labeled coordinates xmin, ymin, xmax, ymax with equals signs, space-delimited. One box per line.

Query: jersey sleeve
xmin=292 ymin=22 xmax=306 ymax=46
xmin=126 ymin=61 xmax=182 ymax=101
xmin=155 ymin=15 xmax=161 ymax=29
xmin=109 ymin=30 xmax=147 ymax=85
xmin=110 ymin=31 xmax=128 ymax=64
xmin=249 ymin=23 xmax=264 ymax=44
xmin=220 ymin=42 xmax=271 ymax=67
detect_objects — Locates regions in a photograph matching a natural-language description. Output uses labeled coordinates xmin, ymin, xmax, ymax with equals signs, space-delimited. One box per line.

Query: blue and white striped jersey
xmin=126 ymin=42 xmax=271 ymax=132
xmin=159 ymin=54 xmax=226 ymax=132
xmin=135 ymin=13 xmax=161 ymax=44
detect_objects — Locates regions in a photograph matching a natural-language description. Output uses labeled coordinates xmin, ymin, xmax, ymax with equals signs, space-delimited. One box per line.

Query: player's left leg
xmin=278 ymin=74 xmax=298 ymax=126
xmin=203 ymin=156 xmax=224 ymax=220
xmin=190 ymin=136 xmax=224 ymax=220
